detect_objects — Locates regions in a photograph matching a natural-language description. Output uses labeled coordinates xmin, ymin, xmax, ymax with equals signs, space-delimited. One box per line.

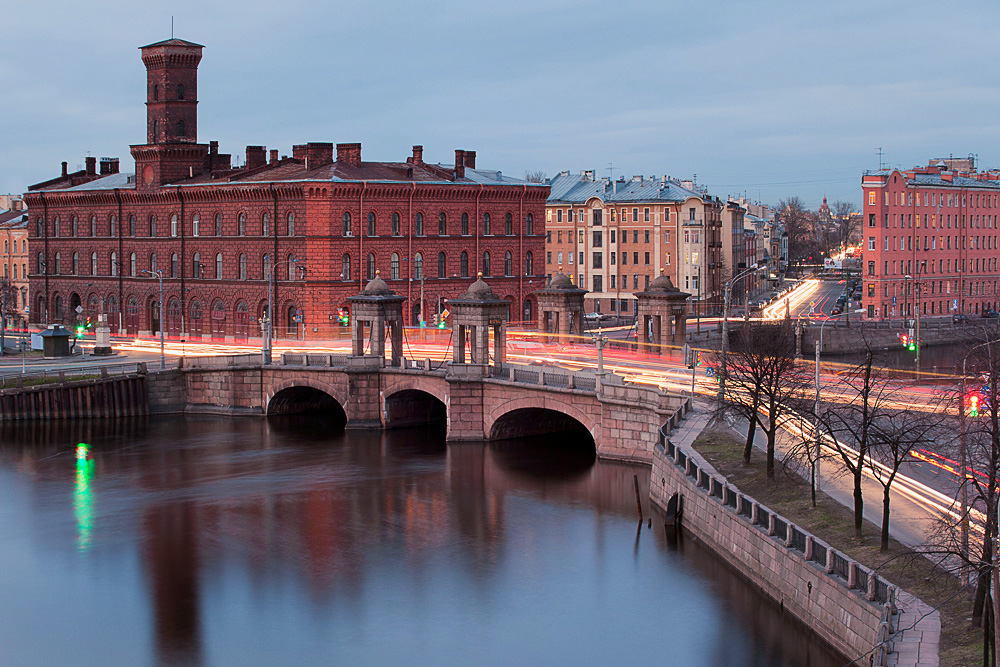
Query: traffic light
xmin=75 ymin=325 xmax=85 ymax=338
xmin=337 ymin=309 xmax=349 ymax=326
xmin=900 ymin=334 xmax=908 ymax=347
xmin=696 ymin=352 xmax=703 ymax=366
xmin=969 ymin=393 xmax=981 ymax=417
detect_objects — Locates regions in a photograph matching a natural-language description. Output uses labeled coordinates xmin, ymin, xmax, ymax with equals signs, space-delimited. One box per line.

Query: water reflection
xmin=0 ymin=416 xmax=846 ymax=667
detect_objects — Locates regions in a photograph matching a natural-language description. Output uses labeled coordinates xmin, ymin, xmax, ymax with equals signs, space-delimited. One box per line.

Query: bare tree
xmin=832 ymin=201 xmax=859 ymax=248
xmin=715 ymin=320 xmax=810 ymax=477
xmin=778 ymin=197 xmax=813 ymax=261
xmin=524 ymin=170 xmax=547 ymax=183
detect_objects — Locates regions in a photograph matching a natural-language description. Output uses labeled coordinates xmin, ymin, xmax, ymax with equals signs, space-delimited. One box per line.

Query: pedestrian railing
xmin=0 ymin=362 xmax=144 ymax=390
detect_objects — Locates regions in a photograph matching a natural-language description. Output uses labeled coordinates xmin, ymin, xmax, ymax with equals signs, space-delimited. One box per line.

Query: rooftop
xmin=547 ymin=170 xmax=714 ymax=205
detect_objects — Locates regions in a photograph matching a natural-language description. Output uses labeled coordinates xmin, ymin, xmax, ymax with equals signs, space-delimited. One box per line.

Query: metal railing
xmin=0 ymin=362 xmax=143 ymax=390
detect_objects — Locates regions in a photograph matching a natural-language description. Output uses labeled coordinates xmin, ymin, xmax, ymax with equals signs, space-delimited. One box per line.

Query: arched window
xmin=4 ymin=240 xmax=7 ymax=253
xmin=54 ymin=252 xmax=61 ymax=274
xmin=193 ymin=252 xmax=201 ymax=278
xmin=71 ymin=216 xmax=78 ymax=237
xmin=170 ymin=214 xmax=178 ymax=237
xmin=438 ymin=212 xmax=447 ymax=235
xmin=153 ymin=120 xmax=159 ymax=141
xmin=286 ymin=211 xmax=295 ymax=236
xmin=215 ymin=213 xmax=222 ymax=236
xmin=149 ymin=215 xmax=157 ymax=237
xmin=110 ymin=252 xmax=117 ymax=276
xmin=53 ymin=217 xmax=60 ymax=237
xmin=110 ymin=215 xmax=118 ymax=237
xmin=415 ymin=252 xmax=423 ymax=280
xmin=262 ymin=212 xmax=270 ymax=236
xmin=263 ymin=255 xmax=271 ymax=281
xmin=215 ymin=253 xmax=223 ymax=279
xmin=153 ymin=84 xmax=159 ymax=101
xmin=504 ymin=251 xmax=512 ymax=276
xmin=239 ymin=254 xmax=247 ymax=280
xmin=177 ymin=119 xmax=185 ymax=137
xmin=91 ymin=252 xmax=98 ymax=275
xmin=415 ymin=213 xmax=424 ymax=236
xmin=128 ymin=214 xmax=136 ymax=236
xmin=177 ymin=83 xmax=185 ymax=100
xmin=170 ymin=253 xmax=178 ymax=278
xmin=341 ymin=254 xmax=351 ymax=281
xmin=482 ymin=251 xmax=491 ymax=277
xmin=461 ymin=213 xmax=469 ymax=235
xmin=390 ymin=253 xmax=400 ymax=280
xmin=238 ymin=212 xmax=246 ymax=236
xmin=391 ymin=212 xmax=401 ymax=236
xmin=192 ymin=213 xmax=200 ymax=236
xmin=288 ymin=254 xmax=297 ymax=280
xmin=526 ymin=213 xmax=534 ymax=236
xmin=505 ymin=212 xmax=512 ymax=235
xmin=90 ymin=215 xmax=97 ymax=237
xmin=483 ymin=213 xmax=491 ymax=235
xmin=437 ymin=252 xmax=446 ymax=278
xmin=129 ymin=253 xmax=137 ymax=277
xmin=150 ymin=253 xmax=158 ymax=274
xmin=72 ymin=252 xmax=79 ymax=275
xmin=36 ymin=218 xmax=43 ymax=237
xmin=525 ymin=250 xmax=534 ymax=276
xmin=367 ymin=212 xmax=376 ymax=237
xmin=460 ymin=251 xmax=469 ymax=278
xmin=55 ymin=295 xmax=63 ymax=320
xmin=37 ymin=252 xmax=45 ymax=274
xmin=343 ymin=212 xmax=352 ymax=236
xmin=366 ymin=253 xmax=376 ymax=280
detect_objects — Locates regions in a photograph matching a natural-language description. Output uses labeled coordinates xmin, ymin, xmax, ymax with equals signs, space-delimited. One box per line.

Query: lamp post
xmin=903 ymin=274 xmax=912 ymax=329
xmin=959 ymin=340 xmax=994 ymax=586
xmin=812 ymin=313 xmax=841 ymax=500
xmin=142 ymin=269 xmax=165 ymax=370
xmin=718 ymin=260 xmax=765 ymax=412
xmin=591 ymin=327 xmax=608 ymax=379
xmin=262 ymin=254 xmax=274 ymax=363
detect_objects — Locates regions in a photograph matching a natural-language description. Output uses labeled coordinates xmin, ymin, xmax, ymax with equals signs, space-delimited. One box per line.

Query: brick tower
xmin=130 ymin=38 xmax=208 ymax=191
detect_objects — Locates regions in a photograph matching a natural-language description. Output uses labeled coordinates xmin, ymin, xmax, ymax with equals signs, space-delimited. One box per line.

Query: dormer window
xmin=177 ymin=83 xmax=185 ymax=100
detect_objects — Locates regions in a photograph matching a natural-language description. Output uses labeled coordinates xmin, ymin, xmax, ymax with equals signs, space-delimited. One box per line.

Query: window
xmin=71 ymin=216 xmax=78 ymax=237
xmin=110 ymin=252 xmax=117 ymax=276
xmin=391 ymin=253 xmax=400 ymax=280
xmin=192 ymin=213 xmax=200 ymax=236
xmin=216 ymin=253 xmax=223 ymax=278
xmin=546 ymin=251 xmax=552 ymax=264
xmin=72 ymin=252 xmax=79 ymax=275
xmin=633 ymin=252 xmax=639 ymax=264
xmin=525 ymin=251 xmax=533 ymax=276
xmin=262 ymin=212 xmax=270 ymax=236
xmin=177 ymin=83 xmax=185 ymax=100
xmin=129 ymin=252 xmax=136 ymax=277
xmin=594 ymin=275 xmax=603 ymax=292
xmin=169 ymin=253 xmax=177 ymax=278
xmin=341 ymin=254 xmax=350 ymax=281
xmin=622 ymin=252 xmax=627 ymax=265
xmin=153 ymin=120 xmax=159 ymax=141
xmin=237 ymin=213 xmax=248 ymax=236
xmin=153 ymin=84 xmax=159 ymax=101
xmin=504 ymin=251 xmax=512 ymax=276
xmin=367 ymin=253 xmax=376 ymax=279
xmin=644 ymin=208 xmax=650 ymax=222
xmin=415 ymin=252 xmax=424 ymax=279
xmin=557 ymin=251 xmax=563 ymax=265
xmin=557 ymin=210 xmax=563 ymax=223
xmin=868 ymin=261 xmax=875 ymax=276
xmin=439 ymin=212 xmax=448 ymax=235
xmin=483 ymin=213 xmax=491 ymax=235
xmin=36 ymin=218 xmax=43 ymax=237
xmin=611 ymin=230 xmax=616 ymax=244
xmin=239 ymin=254 xmax=247 ymax=280
xmin=644 ymin=252 xmax=650 ymax=265
xmin=611 ymin=275 xmax=616 ymax=289
xmin=287 ymin=211 xmax=295 ymax=236
xmin=593 ymin=230 xmax=603 ymax=247
xmin=391 ymin=212 xmax=401 ymax=236
xmin=482 ymin=251 xmax=491 ymax=276
xmin=111 ymin=215 xmax=118 ymax=237
xmin=177 ymin=119 xmax=185 ymax=137
xmin=288 ymin=255 xmax=297 ymax=280
xmin=193 ymin=252 xmax=201 ymax=278
xmin=150 ymin=253 xmax=158 ymax=274
xmin=593 ymin=252 xmax=603 ymax=269
xmin=505 ymin=213 xmax=512 ymax=235
xmin=343 ymin=212 xmax=352 ymax=236
xmin=633 ymin=230 xmax=639 ymax=243
xmin=526 ymin=213 xmax=534 ymax=236
xmin=170 ymin=214 xmax=178 ymax=237
xmin=869 ymin=191 xmax=876 ymax=206
xmin=611 ymin=252 xmax=616 ymax=265
xmin=869 ymin=236 xmax=876 ymax=251
xmin=644 ymin=230 xmax=650 ymax=244
xmin=437 ymin=252 xmax=446 ymax=278
xmin=149 ymin=215 xmax=157 ymax=237
xmin=215 ymin=213 xmax=222 ymax=236
xmin=593 ymin=209 xmax=602 ymax=226
xmin=53 ymin=217 xmax=60 ymax=237
xmin=368 ymin=212 xmax=376 ymax=236
xmin=415 ymin=213 xmax=424 ymax=236
xmin=461 ymin=213 xmax=470 ymax=235
xmin=91 ymin=252 xmax=98 ymax=275
xmin=460 ymin=251 xmax=469 ymax=277
xmin=633 ymin=208 xmax=639 ymax=221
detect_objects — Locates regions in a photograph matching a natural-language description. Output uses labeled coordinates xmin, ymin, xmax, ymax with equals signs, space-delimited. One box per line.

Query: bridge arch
xmin=266 ymin=380 xmax=347 ymax=425
xmin=383 ymin=389 xmax=446 ymax=429
xmin=486 ymin=396 xmax=596 ymax=451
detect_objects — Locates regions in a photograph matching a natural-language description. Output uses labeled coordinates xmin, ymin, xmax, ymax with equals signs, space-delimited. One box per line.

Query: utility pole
xmin=915 ymin=264 xmax=923 ymax=370
xmin=142 ymin=269 xmax=165 ymax=370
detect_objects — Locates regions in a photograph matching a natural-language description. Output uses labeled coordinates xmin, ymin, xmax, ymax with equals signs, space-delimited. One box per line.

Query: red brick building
xmin=25 ymin=39 xmax=547 ymax=340
xmin=861 ymin=158 xmax=1000 ymax=320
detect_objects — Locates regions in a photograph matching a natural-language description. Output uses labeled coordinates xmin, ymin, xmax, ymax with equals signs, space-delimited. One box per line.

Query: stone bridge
xmin=147 ymin=353 xmax=692 ymax=463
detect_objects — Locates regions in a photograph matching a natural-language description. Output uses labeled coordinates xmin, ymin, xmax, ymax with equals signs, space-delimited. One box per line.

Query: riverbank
xmin=693 ymin=427 xmax=974 ymax=667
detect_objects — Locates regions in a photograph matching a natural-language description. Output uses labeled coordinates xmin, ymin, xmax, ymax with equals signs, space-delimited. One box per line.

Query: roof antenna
xmin=877 ymin=147 xmax=883 ymax=170
xmin=171 ymin=16 xmax=174 ymax=38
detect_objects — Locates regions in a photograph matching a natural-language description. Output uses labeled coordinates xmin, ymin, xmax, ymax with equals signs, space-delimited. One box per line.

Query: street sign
xmin=75 ymin=305 xmax=84 ymax=314
xmin=892 ymin=296 xmax=897 ymax=305
xmin=705 ymin=366 xmax=715 ymax=378
xmin=682 ymin=343 xmax=691 ymax=367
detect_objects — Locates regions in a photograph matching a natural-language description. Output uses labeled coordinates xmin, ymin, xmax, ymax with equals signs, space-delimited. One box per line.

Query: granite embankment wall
xmin=650 ymin=427 xmax=939 ymax=667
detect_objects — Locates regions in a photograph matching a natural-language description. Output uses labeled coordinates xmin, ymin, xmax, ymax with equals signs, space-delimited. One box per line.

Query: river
xmin=0 ymin=415 xmax=847 ymax=666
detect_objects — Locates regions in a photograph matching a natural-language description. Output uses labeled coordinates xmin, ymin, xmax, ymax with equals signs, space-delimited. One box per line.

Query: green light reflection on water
xmin=74 ymin=443 xmax=95 ymax=552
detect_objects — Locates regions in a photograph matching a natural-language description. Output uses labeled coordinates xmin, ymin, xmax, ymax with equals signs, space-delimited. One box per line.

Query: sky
xmin=3 ymin=0 xmax=1000 ymax=211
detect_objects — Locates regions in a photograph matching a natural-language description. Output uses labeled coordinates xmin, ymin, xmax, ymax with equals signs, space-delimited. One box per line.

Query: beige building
xmin=545 ymin=171 xmax=723 ymax=316
xmin=0 ymin=198 xmax=30 ymax=328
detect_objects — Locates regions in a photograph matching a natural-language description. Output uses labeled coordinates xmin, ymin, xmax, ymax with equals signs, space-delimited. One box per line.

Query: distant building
xmin=545 ymin=171 xmax=723 ymax=316
xmin=0 ymin=204 xmax=29 ymax=327
xmin=25 ymin=38 xmax=547 ymax=338
xmin=861 ymin=157 xmax=1000 ymax=320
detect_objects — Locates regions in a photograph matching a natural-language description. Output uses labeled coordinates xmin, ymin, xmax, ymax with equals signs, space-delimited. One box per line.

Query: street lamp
xmin=262 ymin=254 xmax=274 ymax=363
xmin=812 ymin=312 xmax=842 ymax=500
xmin=718 ymin=260 xmax=766 ymax=412
xmin=142 ymin=269 xmax=165 ymax=370
xmin=959 ymin=339 xmax=995 ymax=586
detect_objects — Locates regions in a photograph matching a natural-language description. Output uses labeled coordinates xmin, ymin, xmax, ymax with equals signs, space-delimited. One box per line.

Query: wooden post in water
xmin=633 ymin=474 xmax=643 ymax=522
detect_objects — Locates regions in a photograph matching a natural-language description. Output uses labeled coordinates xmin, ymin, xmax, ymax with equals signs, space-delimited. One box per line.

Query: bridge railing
xmin=0 ymin=361 xmax=145 ymax=390
xmin=487 ymin=361 xmax=615 ymax=392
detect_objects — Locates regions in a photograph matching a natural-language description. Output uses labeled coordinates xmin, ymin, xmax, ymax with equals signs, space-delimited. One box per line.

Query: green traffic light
xmin=908 ymin=342 xmax=915 ymax=351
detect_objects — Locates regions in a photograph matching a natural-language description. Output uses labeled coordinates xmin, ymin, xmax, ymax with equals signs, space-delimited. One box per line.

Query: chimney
xmin=270 ymin=149 xmax=279 ymax=165
xmin=454 ymin=149 xmax=466 ymax=179
xmin=411 ymin=145 xmax=424 ymax=164
xmin=245 ymin=145 xmax=267 ymax=170
xmin=85 ymin=157 xmax=97 ymax=176
xmin=464 ymin=150 xmax=476 ymax=169
xmin=336 ymin=143 xmax=361 ymax=167
xmin=99 ymin=157 xmax=116 ymax=175
xmin=306 ymin=143 xmax=334 ymax=168
xmin=61 ymin=162 xmax=68 ymax=177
